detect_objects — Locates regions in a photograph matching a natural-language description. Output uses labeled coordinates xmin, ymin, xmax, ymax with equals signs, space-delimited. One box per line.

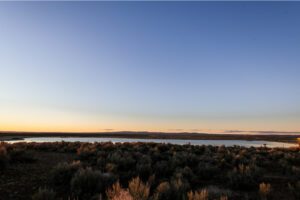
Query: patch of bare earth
xmin=0 ymin=151 xmax=75 ymax=200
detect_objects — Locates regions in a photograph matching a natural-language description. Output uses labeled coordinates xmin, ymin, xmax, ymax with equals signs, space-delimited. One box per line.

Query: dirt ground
xmin=0 ymin=151 xmax=75 ymax=200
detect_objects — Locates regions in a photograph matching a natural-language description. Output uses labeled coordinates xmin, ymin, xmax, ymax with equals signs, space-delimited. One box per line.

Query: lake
xmin=5 ymin=137 xmax=297 ymax=148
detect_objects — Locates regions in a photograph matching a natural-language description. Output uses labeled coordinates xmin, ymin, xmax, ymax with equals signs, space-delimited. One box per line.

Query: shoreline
xmin=0 ymin=131 xmax=299 ymax=144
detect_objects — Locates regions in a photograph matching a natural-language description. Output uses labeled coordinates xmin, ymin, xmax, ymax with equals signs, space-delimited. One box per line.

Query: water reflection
xmin=6 ymin=137 xmax=297 ymax=148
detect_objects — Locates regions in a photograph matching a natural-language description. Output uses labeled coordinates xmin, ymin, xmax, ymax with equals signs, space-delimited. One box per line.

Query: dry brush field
xmin=0 ymin=141 xmax=300 ymax=200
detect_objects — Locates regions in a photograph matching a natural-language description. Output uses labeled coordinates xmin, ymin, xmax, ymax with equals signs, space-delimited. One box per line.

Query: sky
xmin=0 ymin=2 xmax=299 ymax=133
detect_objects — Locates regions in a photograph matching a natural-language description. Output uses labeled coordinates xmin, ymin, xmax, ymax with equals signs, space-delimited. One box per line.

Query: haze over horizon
xmin=0 ymin=2 xmax=299 ymax=134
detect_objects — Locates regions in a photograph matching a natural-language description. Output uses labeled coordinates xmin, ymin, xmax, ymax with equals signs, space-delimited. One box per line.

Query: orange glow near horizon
xmin=1 ymin=103 xmax=299 ymax=134
xmin=1 ymin=117 xmax=299 ymax=134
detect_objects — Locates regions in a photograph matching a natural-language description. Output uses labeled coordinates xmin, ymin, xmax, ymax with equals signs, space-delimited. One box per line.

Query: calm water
xmin=6 ymin=137 xmax=297 ymax=148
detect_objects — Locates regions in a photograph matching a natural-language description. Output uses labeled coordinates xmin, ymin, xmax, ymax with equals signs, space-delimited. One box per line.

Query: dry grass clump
xmin=188 ymin=187 xmax=229 ymax=200
xmin=111 ymin=190 xmax=133 ymax=200
xmin=106 ymin=181 xmax=122 ymax=199
xmin=220 ymin=195 xmax=228 ymax=200
xmin=106 ymin=181 xmax=133 ymax=200
xmin=187 ymin=189 xmax=209 ymax=200
xmin=128 ymin=177 xmax=150 ymax=200
xmin=259 ymin=182 xmax=271 ymax=200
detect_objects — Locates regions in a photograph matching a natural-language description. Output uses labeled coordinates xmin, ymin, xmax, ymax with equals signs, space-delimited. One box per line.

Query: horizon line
xmin=1 ymin=130 xmax=300 ymax=136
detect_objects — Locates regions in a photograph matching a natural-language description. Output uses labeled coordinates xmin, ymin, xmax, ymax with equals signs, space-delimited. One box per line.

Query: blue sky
xmin=0 ymin=2 xmax=299 ymax=133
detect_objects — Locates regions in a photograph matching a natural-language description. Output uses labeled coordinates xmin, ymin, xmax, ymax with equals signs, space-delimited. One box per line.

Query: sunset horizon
xmin=1 ymin=2 xmax=299 ymax=134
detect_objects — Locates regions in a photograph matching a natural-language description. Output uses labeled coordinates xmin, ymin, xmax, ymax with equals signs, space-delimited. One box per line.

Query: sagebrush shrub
xmin=9 ymin=148 xmax=36 ymax=163
xmin=49 ymin=161 xmax=82 ymax=191
xmin=0 ymin=143 xmax=9 ymax=169
xmin=71 ymin=168 xmax=103 ymax=200
xmin=32 ymin=188 xmax=56 ymax=200
xmin=153 ymin=182 xmax=172 ymax=200
xmin=288 ymin=181 xmax=300 ymax=199
xmin=228 ymin=164 xmax=260 ymax=190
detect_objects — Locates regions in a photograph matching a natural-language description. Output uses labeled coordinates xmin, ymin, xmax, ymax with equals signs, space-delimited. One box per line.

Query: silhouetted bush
xmin=228 ymin=164 xmax=261 ymax=190
xmin=32 ymin=188 xmax=56 ymax=200
xmin=137 ymin=163 xmax=152 ymax=181
xmin=196 ymin=162 xmax=219 ymax=180
xmin=71 ymin=168 xmax=104 ymax=199
xmin=77 ymin=143 xmax=98 ymax=162
xmin=153 ymin=182 xmax=172 ymax=200
xmin=9 ymin=148 xmax=36 ymax=163
xmin=171 ymin=177 xmax=191 ymax=200
xmin=0 ymin=143 xmax=9 ymax=169
xmin=288 ymin=181 xmax=300 ymax=199
xmin=154 ymin=161 xmax=171 ymax=178
xmin=152 ymin=178 xmax=190 ymax=200
xmin=49 ymin=161 xmax=82 ymax=192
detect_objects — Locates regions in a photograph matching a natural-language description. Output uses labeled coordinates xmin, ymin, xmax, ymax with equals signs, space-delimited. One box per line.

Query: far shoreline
xmin=0 ymin=131 xmax=299 ymax=144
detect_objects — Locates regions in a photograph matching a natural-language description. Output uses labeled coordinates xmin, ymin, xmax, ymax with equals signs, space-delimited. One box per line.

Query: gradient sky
xmin=0 ymin=2 xmax=299 ymax=133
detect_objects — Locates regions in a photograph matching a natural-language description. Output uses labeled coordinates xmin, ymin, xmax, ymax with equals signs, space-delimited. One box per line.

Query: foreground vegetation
xmin=0 ymin=141 xmax=300 ymax=200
